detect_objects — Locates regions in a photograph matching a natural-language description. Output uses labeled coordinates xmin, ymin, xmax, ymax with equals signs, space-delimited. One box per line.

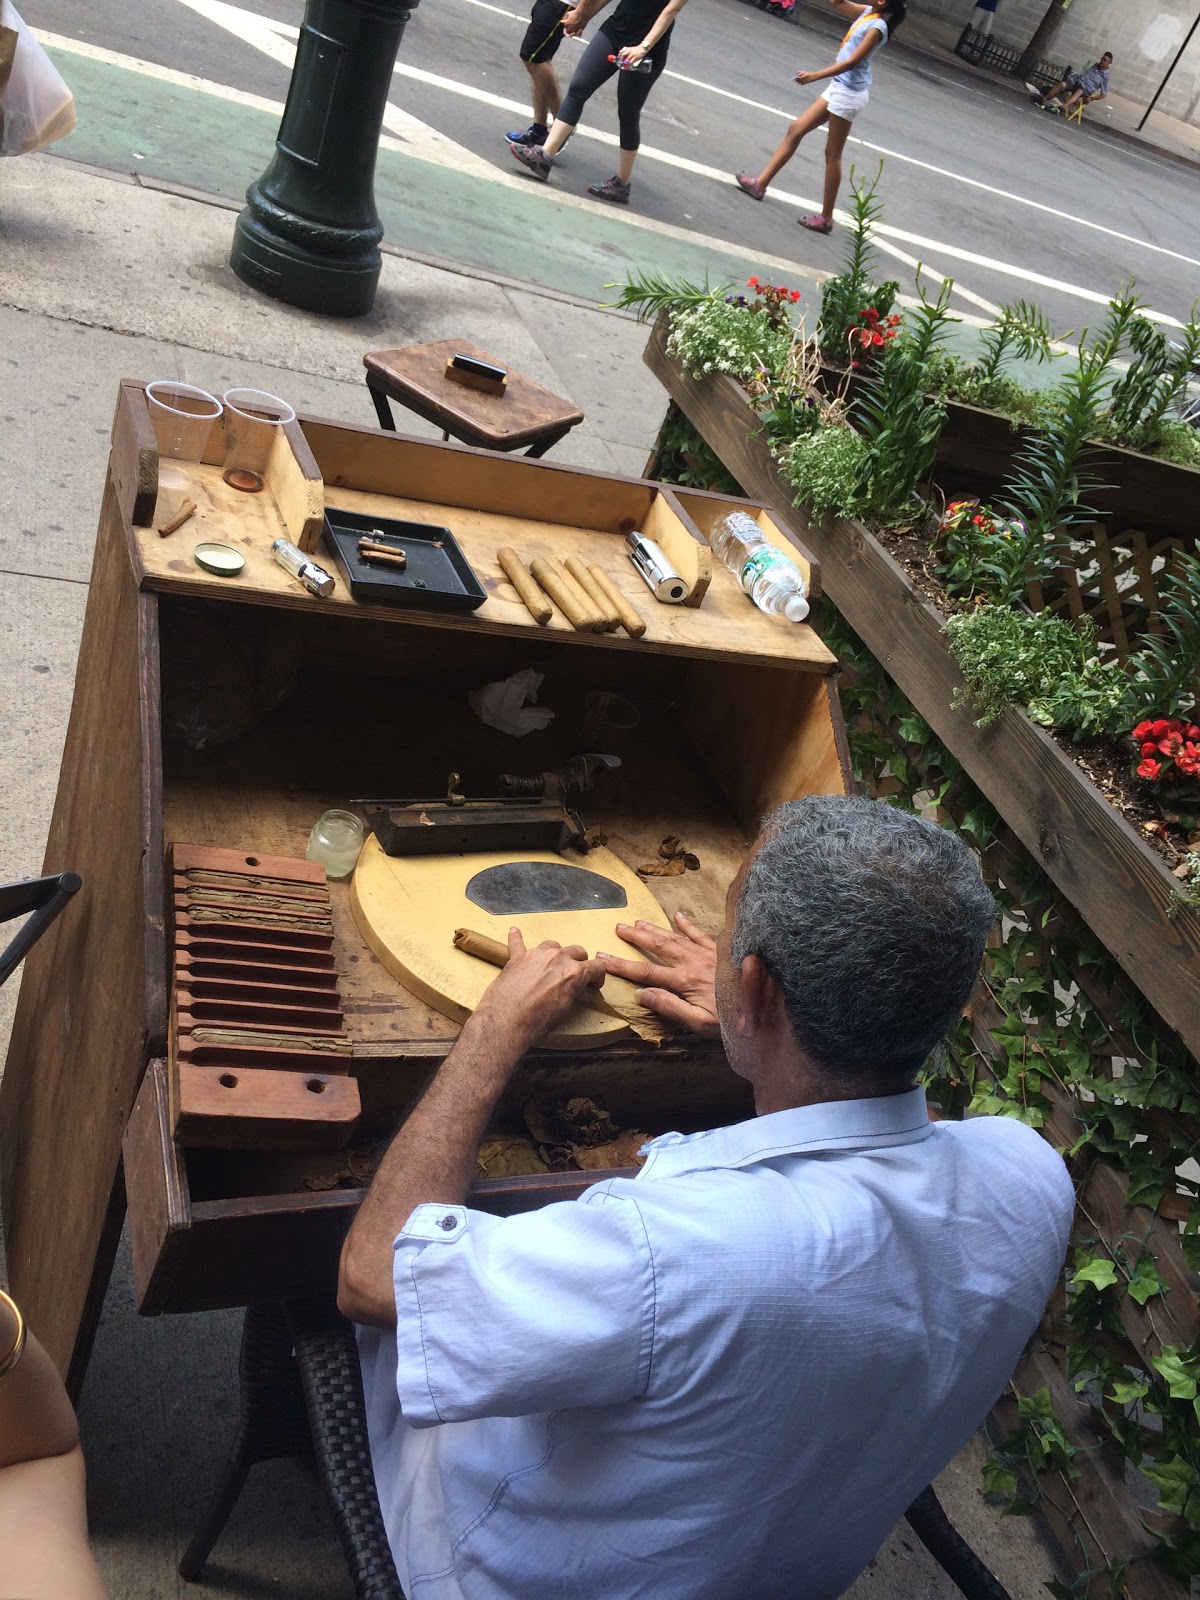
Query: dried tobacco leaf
xmin=571 ymin=1130 xmax=650 ymax=1170
xmin=658 ymin=835 xmax=682 ymax=860
xmin=525 ymin=1095 xmax=618 ymax=1147
xmin=637 ymin=856 xmax=686 ymax=878
xmin=476 ymin=1136 xmax=550 ymax=1179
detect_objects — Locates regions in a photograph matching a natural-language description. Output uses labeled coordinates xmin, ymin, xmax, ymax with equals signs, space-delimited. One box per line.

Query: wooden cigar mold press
xmin=351 ymin=757 xmax=672 ymax=1051
xmin=170 ymin=844 xmax=358 ymax=1150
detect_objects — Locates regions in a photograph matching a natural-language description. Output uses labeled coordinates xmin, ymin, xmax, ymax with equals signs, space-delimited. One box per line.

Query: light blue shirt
xmin=836 ymin=12 xmax=888 ymax=93
xmin=358 ymin=1088 xmax=1074 ymax=1600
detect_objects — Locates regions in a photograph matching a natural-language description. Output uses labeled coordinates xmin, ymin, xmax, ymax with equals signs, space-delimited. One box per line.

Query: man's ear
xmin=737 ymin=954 xmax=779 ymax=1035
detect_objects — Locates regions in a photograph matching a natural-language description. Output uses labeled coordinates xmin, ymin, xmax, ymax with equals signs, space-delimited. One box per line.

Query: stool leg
xmin=367 ymin=381 xmax=397 ymax=432
xmin=523 ymin=427 xmax=571 ymax=459
xmin=179 ymin=1304 xmax=311 ymax=1582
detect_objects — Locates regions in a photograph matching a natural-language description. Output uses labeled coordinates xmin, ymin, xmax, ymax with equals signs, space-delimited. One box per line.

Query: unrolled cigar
xmin=529 ymin=557 xmax=601 ymax=632
xmin=158 ymin=499 xmax=197 ymax=537
xmin=565 ymin=557 xmax=620 ymax=630
xmin=359 ymin=547 xmax=409 ymax=570
xmin=497 ymin=546 xmax=552 ymax=625
xmin=453 ymin=928 xmax=510 ymax=967
xmin=587 ymin=564 xmax=648 ymax=639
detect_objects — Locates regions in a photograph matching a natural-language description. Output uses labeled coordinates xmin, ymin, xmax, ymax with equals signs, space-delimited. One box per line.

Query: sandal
xmin=799 ymin=212 xmax=833 ymax=234
xmin=735 ymin=172 xmax=766 ymax=201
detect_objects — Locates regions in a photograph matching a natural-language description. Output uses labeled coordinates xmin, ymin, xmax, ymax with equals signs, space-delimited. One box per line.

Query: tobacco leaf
xmin=570 ymin=1130 xmax=650 ymax=1169
xmin=637 ymin=856 xmax=686 ymax=878
xmin=475 ymin=1136 xmax=550 ymax=1179
xmin=658 ymin=835 xmax=683 ymax=860
xmin=524 ymin=1095 xmax=618 ymax=1147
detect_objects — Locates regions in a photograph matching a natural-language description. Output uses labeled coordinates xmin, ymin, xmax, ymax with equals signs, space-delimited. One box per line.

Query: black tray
xmin=322 ymin=508 xmax=486 ymax=611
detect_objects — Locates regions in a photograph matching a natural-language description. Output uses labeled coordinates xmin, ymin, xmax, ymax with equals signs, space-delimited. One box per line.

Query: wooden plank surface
xmin=132 ymin=466 xmax=838 ymax=673
xmin=645 ymin=323 xmax=1200 ymax=1062
xmin=0 ymin=477 xmax=162 ymax=1382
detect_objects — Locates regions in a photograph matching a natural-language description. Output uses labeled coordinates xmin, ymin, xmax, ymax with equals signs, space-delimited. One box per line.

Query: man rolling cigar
xmin=339 ymin=795 xmax=1074 ymax=1599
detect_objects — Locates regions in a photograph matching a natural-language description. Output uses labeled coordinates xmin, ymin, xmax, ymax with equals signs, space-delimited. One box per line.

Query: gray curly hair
xmin=730 ymin=795 xmax=995 ymax=1083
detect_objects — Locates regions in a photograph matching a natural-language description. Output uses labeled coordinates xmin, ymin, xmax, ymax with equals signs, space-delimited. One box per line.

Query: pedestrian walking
xmin=508 ymin=0 xmax=689 ymax=205
xmin=734 ymin=0 xmax=906 ymax=233
xmin=969 ymin=0 xmax=1003 ymax=38
xmin=507 ymin=0 xmax=571 ymax=149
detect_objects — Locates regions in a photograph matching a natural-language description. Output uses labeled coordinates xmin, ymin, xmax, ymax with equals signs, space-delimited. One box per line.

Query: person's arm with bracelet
xmin=617 ymin=0 xmax=689 ymax=66
xmin=0 ymin=1291 xmax=109 ymax=1598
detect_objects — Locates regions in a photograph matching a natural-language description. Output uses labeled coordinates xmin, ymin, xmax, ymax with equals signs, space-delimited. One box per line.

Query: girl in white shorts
xmin=735 ymin=0 xmax=905 ymax=232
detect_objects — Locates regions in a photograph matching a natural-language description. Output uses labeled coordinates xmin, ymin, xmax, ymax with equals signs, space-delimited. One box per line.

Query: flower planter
xmin=818 ymin=356 xmax=1200 ymax=665
xmin=644 ymin=317 xmax=1200 ymax=1064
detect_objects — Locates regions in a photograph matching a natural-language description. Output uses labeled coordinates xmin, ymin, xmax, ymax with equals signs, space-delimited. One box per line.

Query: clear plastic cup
xmin=580 ymin=690 xmax=641 ymax=752
xmin=145 ymin=382 xmax=223 ymax=489
xmin=221 ymin=388 xmax=296 ymax=493
xmin=306 ymin=809 xmax=365 ymax=881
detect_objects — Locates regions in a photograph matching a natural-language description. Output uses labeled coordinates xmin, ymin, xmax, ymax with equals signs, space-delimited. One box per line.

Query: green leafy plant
xmin=935 ymin=498 xmax=1032 ymax=602
xmin=991 ymin=349 xmax=1115 ymax=605
xmin=665 ymin=296 xmax=793 ymax=386
xmin=603 ymin=269 xmax=727 ymax=324
xmin=849 ymin=277 xmax=956 ymax=522
xmin=976 ymin=299 xmax=1057 ymax=384
xmin=1104 ymin=307 xmax=1200 ymax=455
xmin=944 ymin=605 xmax=1126 ymax=733
xmin=1119 ymin=550 xmax=1200 ymax=725
xmin=780 ymin=425 xmax=869 ymax=520
xmin=644 ymin=401 xmax=745 ymax=494
xmin=817 ymin=165 xmax=899 ymax=362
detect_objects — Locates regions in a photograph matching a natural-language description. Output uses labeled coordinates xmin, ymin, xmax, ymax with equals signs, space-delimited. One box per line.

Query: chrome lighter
xmin=271 ymin=538 xmax=336 ymax=598
xmin=625 ymin=531 xmax=688 ymax=603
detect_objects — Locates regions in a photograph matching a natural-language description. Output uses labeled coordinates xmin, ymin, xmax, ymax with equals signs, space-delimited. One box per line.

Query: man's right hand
xmin=598 ymin=913 xmax=720 ymax=1038
xmin=562 ymin=7 xmax=586 ymax=34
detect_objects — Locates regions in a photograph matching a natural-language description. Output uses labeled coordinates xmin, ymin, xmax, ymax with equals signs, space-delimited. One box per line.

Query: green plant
xmin=665 ymin=297 xmax=793 ymax=385
xmin=603 ymin=269 xmax=727 ymax=323
xmin=935 ymin=498 xmax=1031 ymax=603
xmin=1153 ymin=415 xmax=1200 ymax=468
xmin=976 ymin=299 xmax=1057 ymax=383
xmin=644 ymin=401 xmax=745 ymax=495
xmin=992 ymin=350 xmax=1114 ymax=605
xmin=780 ymin=424 xmax=869 ymax=520
xmin=817 ymin=166 xmax=898 ymax=362
xmin=849 ymin=278 xmax=956 ymax=522
xmin=944 ymin=605 xmax=1126 ymax=733
xmin=1104 ymin=308 xmax=1200 ymax=455
xmin=1119 ymin=550 xmax=1200 ymax=724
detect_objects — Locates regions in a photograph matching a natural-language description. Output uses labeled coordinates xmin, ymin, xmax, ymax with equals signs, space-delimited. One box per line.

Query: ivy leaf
xmin=1127 ymin=1255 xmax=1167 ymax=1306
xmin=1044 ymin=1582 xmax=1076 ymax=1600
xmin=1004 ymin=1496 xmax=1039 ymax=1516
xmin=1106 ymin=1377 xmax=1150 ymax=1406
xmin=1144 ymin=1453 xmax=1197 ymax=1517
xmin=1071 ymin=1254 xmax=1120 ymax=1292
xmin=981 ymin=1459 xmax=1018 ymax=1498
xmin=1152 ymin=1351 xmax=1199 ymax=1400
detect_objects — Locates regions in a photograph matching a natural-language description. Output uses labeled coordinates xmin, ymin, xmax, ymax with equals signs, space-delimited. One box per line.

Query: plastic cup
xmin=221 ymin=388 xmax=296 ymax=493
xmin=145 ymin=382 xmax=223 ymax=488
xmin=580 ymin=690 xmax=641 ymax=753
xmin=306 ymin=809 xmax=365 ymax=881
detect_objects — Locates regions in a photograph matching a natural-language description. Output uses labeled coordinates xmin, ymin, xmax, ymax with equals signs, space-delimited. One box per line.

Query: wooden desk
xmin=0 ymin=384 xmax=850 ymax=1387
xmin=364 ymin=339 xmax=585 ymax=456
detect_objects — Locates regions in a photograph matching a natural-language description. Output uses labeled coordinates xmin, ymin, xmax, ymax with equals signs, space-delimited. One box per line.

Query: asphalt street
xmin=18 ymin=0 xmax=1200 ymax=338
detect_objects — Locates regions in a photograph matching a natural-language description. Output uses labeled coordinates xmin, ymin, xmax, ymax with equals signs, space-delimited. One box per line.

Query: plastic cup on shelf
xmin=580 ymin=690 xmax=641 ymax=753
xmin=306 ymin=809 xmax=365 ymax=881
xmin=221 ymin=388 xmax=296 ymax=493
xmin=145 ymin=381 xmax=223 ymax=489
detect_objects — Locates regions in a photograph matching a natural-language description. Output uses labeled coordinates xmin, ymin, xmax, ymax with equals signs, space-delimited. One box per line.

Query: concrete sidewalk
xmin=0 ymin=151 xmax=1069 ymax=1599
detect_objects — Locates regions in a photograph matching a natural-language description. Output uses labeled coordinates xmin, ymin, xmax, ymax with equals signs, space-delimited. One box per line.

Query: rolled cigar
xmin=497 ymin=546 xmax=552 ymax=625
xmin=359 ymin=548 xmax=409 ymax=569
xmin=586 ymin=564 xmax=648 ymax=639
xmin=565 ymin=557 xmax=620 ymax=630
xmin=529 ymin=557 xmax=601 ymax=632
xmin=158 ymin=499 xmax=197 ymax=537
xmin=551 ymin=558 xmax=606 ymax=632
xmin=453 ymin=928 xmax=510 ymax=967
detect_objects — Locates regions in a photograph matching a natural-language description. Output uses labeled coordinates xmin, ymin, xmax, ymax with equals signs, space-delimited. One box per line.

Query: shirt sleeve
xmin=389 ymin=1187 xmax=656 ymax=1427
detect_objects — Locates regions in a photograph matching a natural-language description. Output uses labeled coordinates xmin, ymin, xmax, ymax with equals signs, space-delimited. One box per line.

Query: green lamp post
xmin=230 ymin=0 xmax=419 ymax=318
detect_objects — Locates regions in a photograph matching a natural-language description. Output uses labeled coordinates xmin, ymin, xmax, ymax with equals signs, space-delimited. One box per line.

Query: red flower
xmin=887 ymin=314 xmax=902 ymax=326
xmin=858 ymin=329 xmax=872 ymax=346
xmin=1150 ymin=719 xmax=1171 ymax=738
xmin=747 ymin=276 xmax=760 ymax=289
xmin=1138 ymin=758 xmax=1163 ymax=780
xmin=1188 ymin=725 xmax=1200 ymax=741
xmin=1141 ymin=741 xmax=1158 ymax=758
xmin=1159 ymin=732 xmax=1184 ymax=757
xmin=864 ymin=307 xmax=880 ymax=323
xmin=1179 ymin=753 xmax=1199 ymax=777
xmin=789 ymin=289 xmax=802 ymax=302
xmin=1133 ymin=719 xmax=1155 ymax=741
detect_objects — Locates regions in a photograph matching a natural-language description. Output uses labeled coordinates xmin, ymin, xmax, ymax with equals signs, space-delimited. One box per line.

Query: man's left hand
xmin=472 ymin=930 xmax=605 ymax=1049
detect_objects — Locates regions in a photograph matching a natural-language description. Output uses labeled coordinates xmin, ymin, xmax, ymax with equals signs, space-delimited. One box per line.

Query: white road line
xmin=454 ymin=0 xmax=1200 ymax=275
xmin=39 ymin=27 xmax=823 ymax=287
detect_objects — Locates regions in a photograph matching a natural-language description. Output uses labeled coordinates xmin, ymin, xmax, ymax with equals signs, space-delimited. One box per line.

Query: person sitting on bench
xmin=1028 ymin=51 xmax=1112 ymax=115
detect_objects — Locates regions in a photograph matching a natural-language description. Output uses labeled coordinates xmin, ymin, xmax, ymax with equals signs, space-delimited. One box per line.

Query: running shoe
xmin=735 ymin=172 xmax=766 ymax=200
xmin=587 ymin=174 xmax=631 ymax=204
xmin=509 ymin=141 xmax=554 ymax=180
xmin=799 ymin=213 xmax=833 ymax=233
xmin=506 ymin=122 xmax=548 ymax=146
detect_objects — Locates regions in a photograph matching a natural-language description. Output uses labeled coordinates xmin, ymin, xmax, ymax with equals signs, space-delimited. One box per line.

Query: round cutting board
xmin=350 ymin=837 xmax=672 ymax=1049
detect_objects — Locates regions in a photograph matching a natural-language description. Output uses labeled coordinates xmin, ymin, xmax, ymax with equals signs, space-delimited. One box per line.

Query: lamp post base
xmin=230 ymin=206 xmax=381 ymax=320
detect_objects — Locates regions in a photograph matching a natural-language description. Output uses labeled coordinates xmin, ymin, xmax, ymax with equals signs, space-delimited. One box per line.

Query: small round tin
xmin=194 ymin=542 xmax=246 ymax=577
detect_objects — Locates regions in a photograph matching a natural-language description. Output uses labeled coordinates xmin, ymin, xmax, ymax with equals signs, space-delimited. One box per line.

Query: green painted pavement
xmin=46 ymin=47 xmax=819 ymax=308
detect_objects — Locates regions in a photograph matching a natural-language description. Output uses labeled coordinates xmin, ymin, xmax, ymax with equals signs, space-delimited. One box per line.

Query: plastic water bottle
xmin=709 ymin=511 xmax=810 ymax=622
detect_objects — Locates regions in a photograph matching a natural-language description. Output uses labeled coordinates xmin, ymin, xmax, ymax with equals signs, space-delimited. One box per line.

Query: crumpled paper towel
xmin=467 ymin=667 xmax=554 ymax=737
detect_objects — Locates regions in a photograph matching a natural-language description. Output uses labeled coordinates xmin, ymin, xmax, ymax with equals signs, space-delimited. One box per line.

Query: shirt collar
xmin=637 ymin=1086 xmax=932 ymax=1181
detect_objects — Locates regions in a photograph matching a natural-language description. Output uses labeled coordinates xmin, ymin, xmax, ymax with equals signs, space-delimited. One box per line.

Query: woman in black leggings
xmin=509 ymin=0 xmax=689 ymax=204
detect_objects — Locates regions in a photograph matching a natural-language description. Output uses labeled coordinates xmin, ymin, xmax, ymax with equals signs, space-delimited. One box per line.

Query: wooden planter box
xmin=644 ymin=320 xmax=1200 ymax=1066
xmin=819 ymin=356 xmax=1200 ymax=667
xmin=0 ymin=381 xmax=851 ymax=1385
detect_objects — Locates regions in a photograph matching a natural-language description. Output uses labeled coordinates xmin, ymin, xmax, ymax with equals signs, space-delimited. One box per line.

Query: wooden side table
xmin=363 ymin=338 xmax=585 ymax=457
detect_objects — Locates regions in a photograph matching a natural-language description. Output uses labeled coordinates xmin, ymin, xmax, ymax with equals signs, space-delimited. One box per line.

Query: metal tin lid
xmin=194 ymin=542 xmax=246 ymax=577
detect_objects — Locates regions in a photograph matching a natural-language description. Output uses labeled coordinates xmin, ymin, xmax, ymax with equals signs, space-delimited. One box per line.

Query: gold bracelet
xmin=0 ymin=1289 xmax=27 ymax=1377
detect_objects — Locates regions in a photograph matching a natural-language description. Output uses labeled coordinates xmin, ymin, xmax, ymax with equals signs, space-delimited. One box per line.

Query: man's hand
xmin=562 ymin=7 xmax=586 ymax=34
xmin=597 ymin=912 xmax=720 ymax=1037
xmin=473 ymin=929 xmax=605 ymax=1049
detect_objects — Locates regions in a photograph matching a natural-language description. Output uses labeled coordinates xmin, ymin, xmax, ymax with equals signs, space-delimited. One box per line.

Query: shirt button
xmin=438 ymin=1215 xmax=458 ymax=1232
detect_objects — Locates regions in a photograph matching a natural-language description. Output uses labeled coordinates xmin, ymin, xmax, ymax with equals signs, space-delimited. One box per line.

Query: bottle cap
xmin=194 ymin=542 xmax=246 ymax=577
xmin=782 ymin=593 xmax=810 ymax=623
